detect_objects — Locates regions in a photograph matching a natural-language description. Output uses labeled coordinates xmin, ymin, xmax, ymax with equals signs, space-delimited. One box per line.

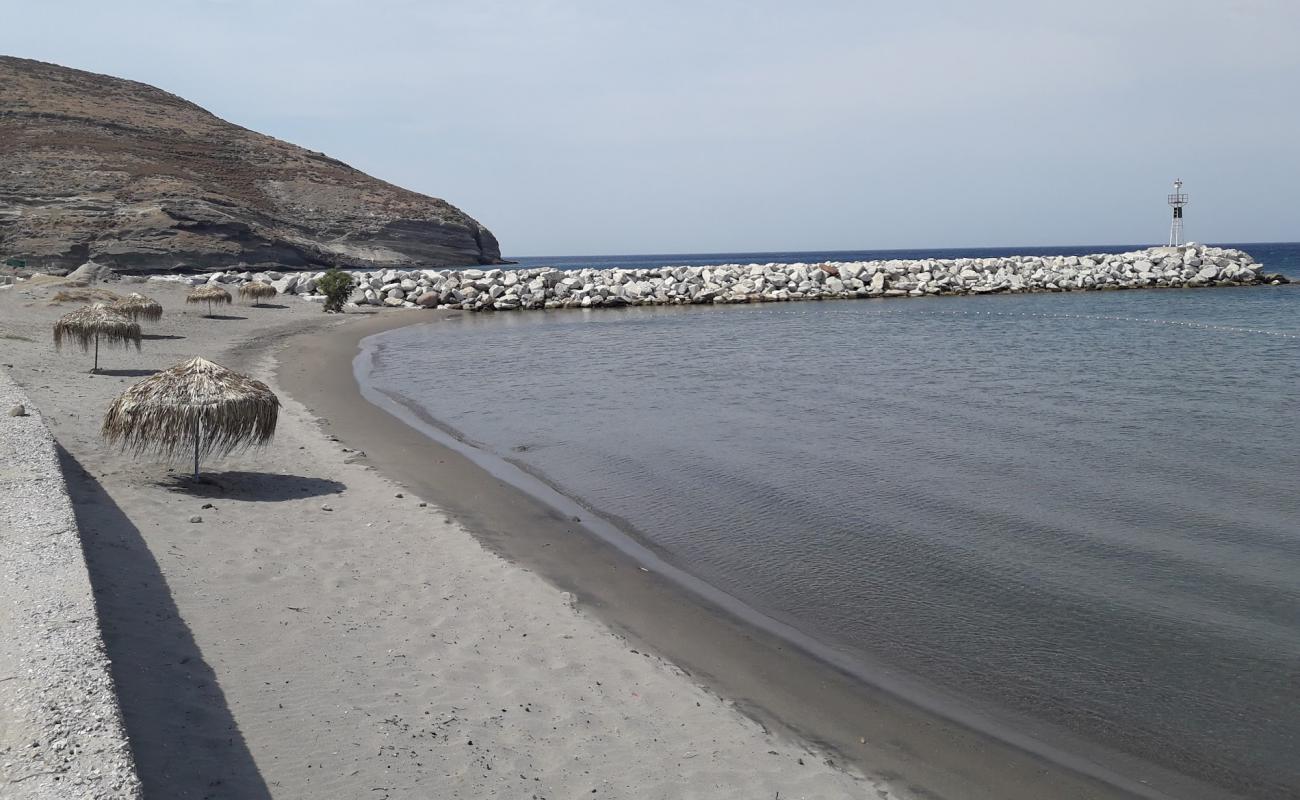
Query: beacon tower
xmin=1167 ymin=178 xmax=1188 ymax=246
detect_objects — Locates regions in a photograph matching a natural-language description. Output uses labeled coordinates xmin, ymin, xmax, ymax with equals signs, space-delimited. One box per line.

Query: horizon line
xmin=503 ymin=240 xmax=1294 ymax=261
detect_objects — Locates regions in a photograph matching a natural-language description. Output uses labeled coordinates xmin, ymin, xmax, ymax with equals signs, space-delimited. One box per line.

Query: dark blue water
xmin=506 ymin=242 xmax=1300 ymax=280
xmin=369 ymin=243 xmax=1300 ymax=798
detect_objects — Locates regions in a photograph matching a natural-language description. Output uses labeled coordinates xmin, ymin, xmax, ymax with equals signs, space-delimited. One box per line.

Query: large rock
xmin=270 ymin=274 xmax=300 ymax=294
xmin=185 ymin=245 xmax=1271 ymax=313
xmin=0 ymin=56 xmax=503 ymax=274
xmin=64 ymin=260 xmax=115 ymax=284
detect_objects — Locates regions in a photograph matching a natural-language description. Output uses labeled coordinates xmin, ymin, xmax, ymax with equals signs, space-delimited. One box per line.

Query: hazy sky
xmin=5 ymin=0 xmax=1299 ymax=255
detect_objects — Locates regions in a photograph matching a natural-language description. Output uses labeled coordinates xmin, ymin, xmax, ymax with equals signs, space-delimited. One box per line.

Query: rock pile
xmin=152 ymin=244 xmax=1287 ymax=312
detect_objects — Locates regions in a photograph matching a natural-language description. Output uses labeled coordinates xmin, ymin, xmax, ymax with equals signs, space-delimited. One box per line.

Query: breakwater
xmin=157 ymin=244 xmax=1287 ymax=311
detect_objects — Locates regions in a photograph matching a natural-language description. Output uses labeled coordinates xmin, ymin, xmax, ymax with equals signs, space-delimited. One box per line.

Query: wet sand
xmin=278 ymin=309 xmax=1225 ymax=800
xmin=0 ymin=277 xmax=1222 ymax=799
xmin=1 ymin=281 xmax=887 ymax=799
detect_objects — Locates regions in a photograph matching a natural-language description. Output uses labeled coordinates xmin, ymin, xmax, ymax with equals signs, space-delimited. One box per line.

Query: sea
xmin=361 ymin=242 xmax=1300 ymax=798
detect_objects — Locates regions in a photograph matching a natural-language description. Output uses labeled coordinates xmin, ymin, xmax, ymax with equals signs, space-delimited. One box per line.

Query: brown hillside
xmin=0 ymin=56 xmax=502 ymax=272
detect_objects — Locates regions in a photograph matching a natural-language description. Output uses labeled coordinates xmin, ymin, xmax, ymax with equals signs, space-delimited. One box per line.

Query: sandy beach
xmin=0 ymin=279 xmax=1192 ymax=800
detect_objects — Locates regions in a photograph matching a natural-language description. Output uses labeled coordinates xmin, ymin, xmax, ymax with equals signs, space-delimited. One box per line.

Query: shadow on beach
xmin=57 ymin=445 xmax=272 ymax=800
xmin=140 ymin=333 xmax=186 ymax=341
xmin=93 ymin=368 xmax=159 ymax=377
xmin=198 ymin=314 xmax=249 ymax=321
xmin=158 ymin=470 xmax=345 ymax=502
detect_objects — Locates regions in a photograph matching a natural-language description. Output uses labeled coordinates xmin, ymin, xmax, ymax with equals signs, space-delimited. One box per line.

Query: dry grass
xmin=51 ymin=287 xmax=122 ymax=304
xmin=52 ymin=303 xmax=141 ymax=352
xmin=25 ymin=274 xmax=75 ymax=285
xmin=102 ymin=356 xmax=279 ymax=465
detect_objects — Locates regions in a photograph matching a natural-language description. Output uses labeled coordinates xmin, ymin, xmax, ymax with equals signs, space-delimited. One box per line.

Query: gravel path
xmin=0 ymin=367 xmax=141 ymax=799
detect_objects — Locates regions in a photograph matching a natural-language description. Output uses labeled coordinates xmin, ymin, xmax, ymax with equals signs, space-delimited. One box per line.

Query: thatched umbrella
xmin=239 ymin=281 xmax=277 ymax=307
xmin=53 ymin=303 xmax=142 ymax=373
xmin=186 ymin=284 xmax=232 ymax=317
xmin=101 ymin=356 xmax=280 ymax=477
xmin=113 ymin=292 xmax=164 ymax=322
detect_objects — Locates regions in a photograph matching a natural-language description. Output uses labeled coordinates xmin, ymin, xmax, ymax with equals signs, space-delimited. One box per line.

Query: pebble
xmin=321 ymin=504 xmax=333 ymax=512
xmin=1 ymin=367 xmax=142 ymax=797
xmin=189 ymin=515 xmax=202 ymax=523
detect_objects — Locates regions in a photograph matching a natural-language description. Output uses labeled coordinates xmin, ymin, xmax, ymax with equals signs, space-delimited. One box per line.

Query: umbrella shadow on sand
xmin=158 ymin=470 xmax=344 ymax=501
xmin=56 ymin=445 xmax=273 ymax=800
xmin=93 ymin=368 xmax=159 ymax=378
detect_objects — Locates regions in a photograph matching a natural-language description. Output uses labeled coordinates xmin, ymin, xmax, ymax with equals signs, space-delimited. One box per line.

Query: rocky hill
xmin=0 ymin=56 xmax=502 ymax=273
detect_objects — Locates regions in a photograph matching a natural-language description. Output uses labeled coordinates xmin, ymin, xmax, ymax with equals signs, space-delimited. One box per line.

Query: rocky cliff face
xmin=0 ymin=56 xmax=502 ymax=273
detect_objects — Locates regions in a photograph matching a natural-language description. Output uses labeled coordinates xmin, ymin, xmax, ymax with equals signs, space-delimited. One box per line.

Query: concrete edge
xmin=0 ymin=368 xmax=142 ymax=799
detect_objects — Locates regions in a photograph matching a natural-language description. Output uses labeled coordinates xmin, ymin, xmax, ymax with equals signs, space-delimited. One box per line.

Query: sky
xmin=4 ymin=0 xmax=1299 ymax=256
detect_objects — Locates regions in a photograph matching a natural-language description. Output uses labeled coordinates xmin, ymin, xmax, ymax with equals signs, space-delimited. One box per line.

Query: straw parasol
xmin=53 ymin=303 xmax=142 ymax=373
xmin=186 ymin=284 xmax=232 ymax=317
xmin=239 ymin=281 xmax=278 ymax=307
xmin=113 ymin=292 xmax=164 ymax=322
xmin=101 ymin=356 xmax=280 ymax=477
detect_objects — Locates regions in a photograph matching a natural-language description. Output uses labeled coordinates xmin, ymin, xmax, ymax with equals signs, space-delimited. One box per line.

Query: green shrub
xmin=3 ymin=257 xmax=25 ymax=269
xmin=317 ymin=268 xmax=355 ymax=313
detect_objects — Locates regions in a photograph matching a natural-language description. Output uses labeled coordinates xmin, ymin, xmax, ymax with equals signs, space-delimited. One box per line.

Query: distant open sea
xmin=505 ymin=241 xmax=1300 ymax=278
xmin=368 ymin=243 xmax=1299 ymax=798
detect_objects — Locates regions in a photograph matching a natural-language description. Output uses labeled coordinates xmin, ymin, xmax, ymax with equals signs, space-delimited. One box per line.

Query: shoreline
xmin=0 ymin=275 xmax=1256 ymax=798
xmin=276 ymin=308 xmax=1227 ymax=800
xmin=4 ymin=282 xmax=903 ymax=798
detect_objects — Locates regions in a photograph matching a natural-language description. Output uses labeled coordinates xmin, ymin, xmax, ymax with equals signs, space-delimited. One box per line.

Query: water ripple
xmin=370 ymin=285 xmax=1300 ymax=797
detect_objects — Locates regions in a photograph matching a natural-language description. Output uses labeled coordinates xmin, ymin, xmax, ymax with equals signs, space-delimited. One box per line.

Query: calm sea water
xmin=367 ymin=243 xmax=1300 ymax=798
xmin=505 ymin=241 xmax=1300 ymax=277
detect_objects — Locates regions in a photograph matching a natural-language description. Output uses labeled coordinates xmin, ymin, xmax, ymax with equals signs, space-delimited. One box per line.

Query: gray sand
xmin=0 ymin=281 xmax=896 ymax=799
